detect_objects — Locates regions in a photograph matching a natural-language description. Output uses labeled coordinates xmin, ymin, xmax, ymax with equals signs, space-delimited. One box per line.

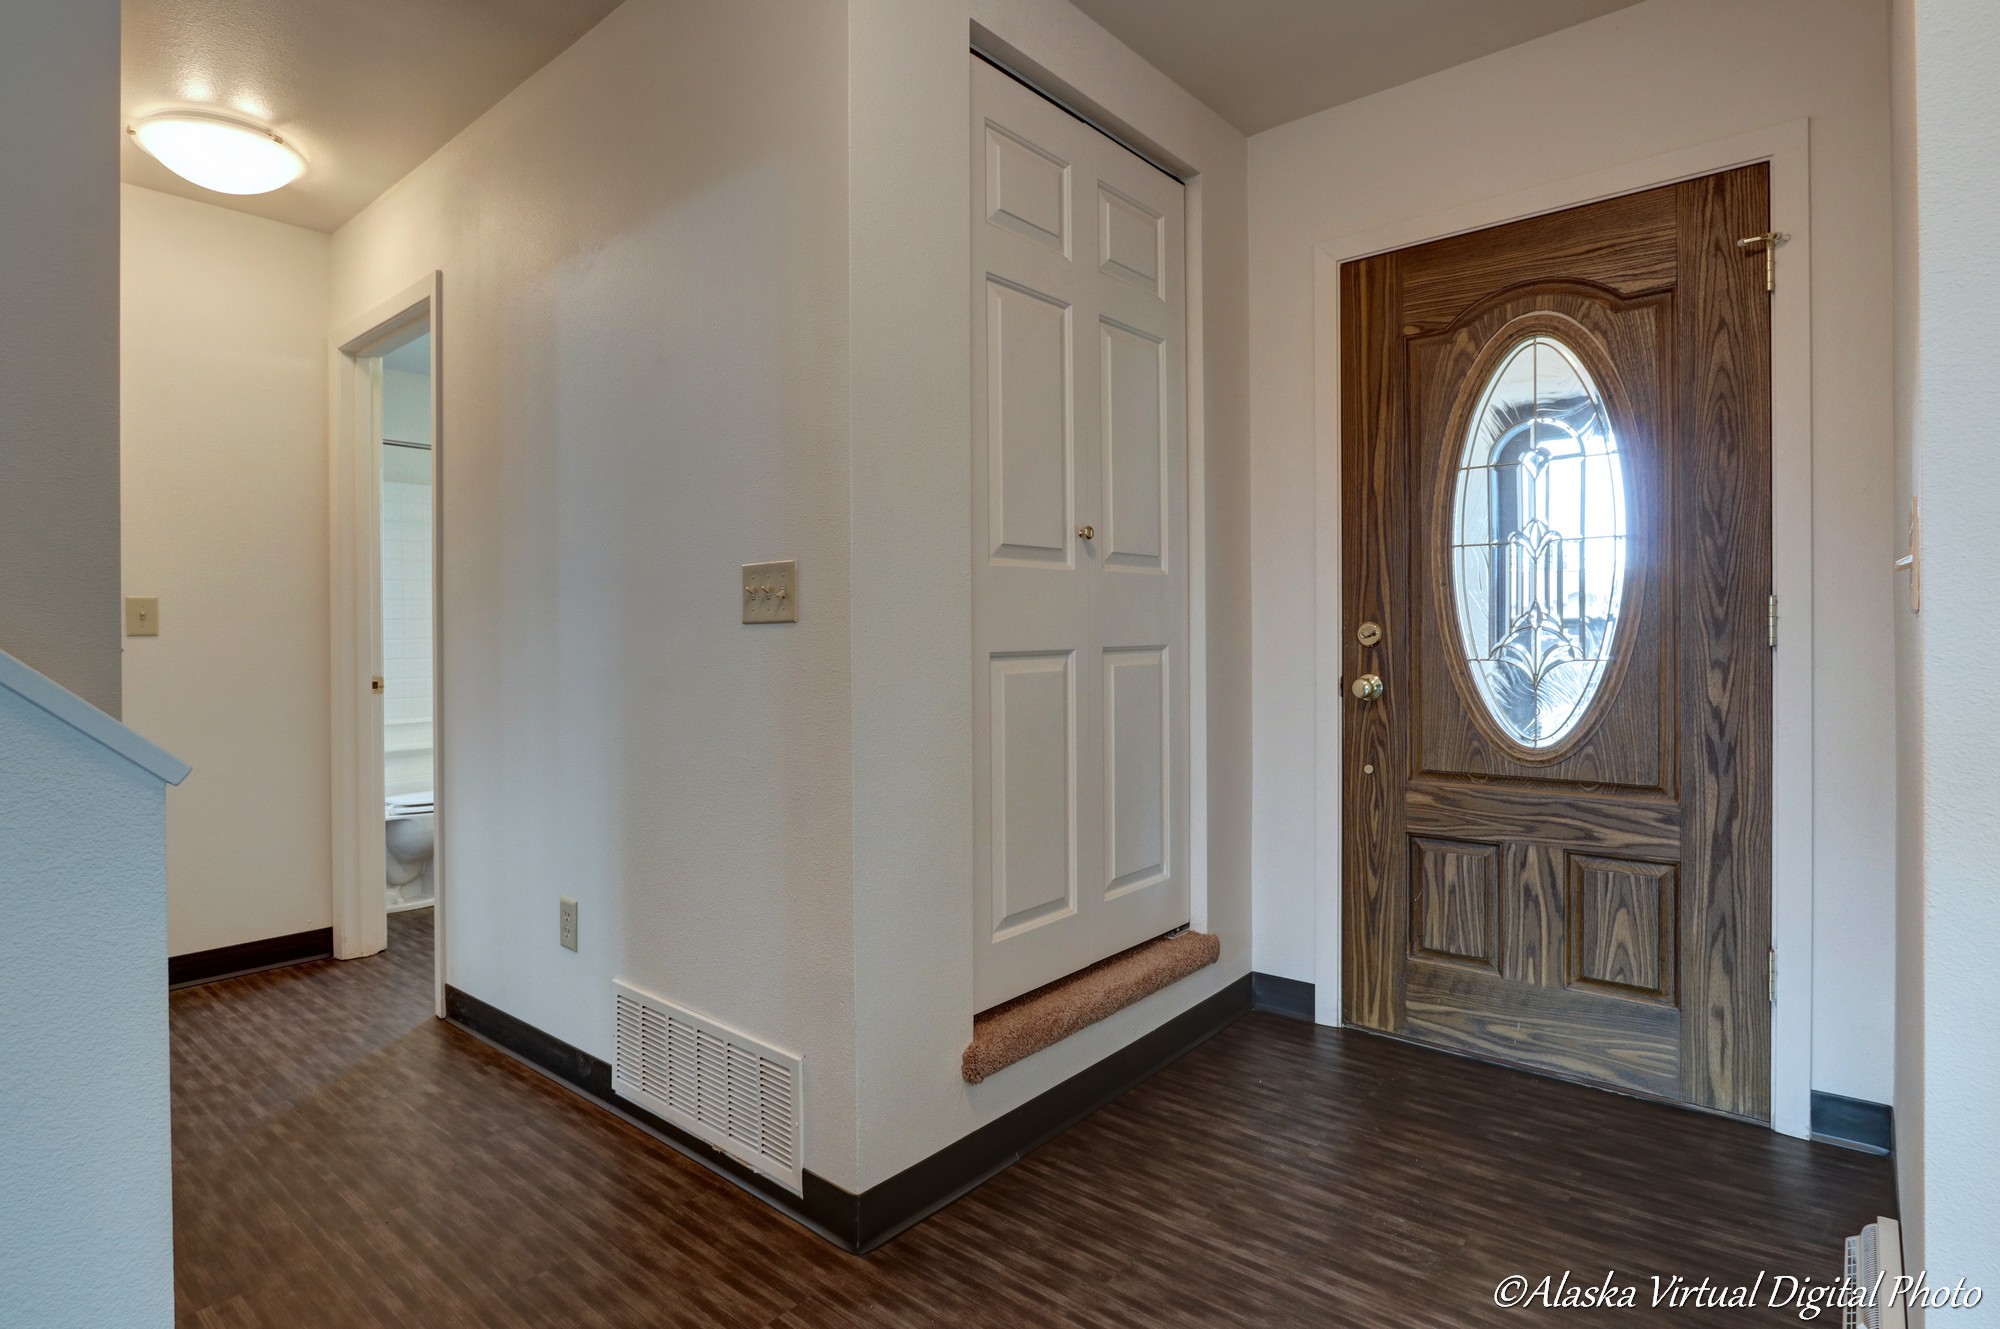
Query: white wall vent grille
xmin=612 ymin=980 xmax=803 ymax=1194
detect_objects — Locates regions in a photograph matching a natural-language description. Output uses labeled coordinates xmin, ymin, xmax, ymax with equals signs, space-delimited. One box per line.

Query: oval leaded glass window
xmin=1451 ymin=334 xmax=1627 ymax=749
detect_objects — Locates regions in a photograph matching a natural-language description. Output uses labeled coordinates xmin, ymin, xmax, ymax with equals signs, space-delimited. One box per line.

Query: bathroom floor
xmin=170 ymin=910 xmax=1895 ymax=1327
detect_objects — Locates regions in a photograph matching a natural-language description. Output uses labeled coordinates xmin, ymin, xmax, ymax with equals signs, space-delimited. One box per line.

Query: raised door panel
xmin=1103 ymin=647 xmax=1168 ymax=898
xmin=986 ymin=279 xmax=1074 ymax=566
xmin=985 ymin=123 xmax=1070 ymax=255
xmin=1098 ymin=182 xmax=1163 ymax=296
xmin=1409 ymin=837 xmax=1498 ymax=970
xmin=989 ymin=653 xmax=1077 ymax=938
xmin=1567 ymin=855 xmax=1676 ymax=1003
xmin=1100 ymin=319 xmax=1166 ymax=571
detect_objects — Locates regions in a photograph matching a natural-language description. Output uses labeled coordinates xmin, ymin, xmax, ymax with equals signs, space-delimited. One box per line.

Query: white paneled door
xmin=972 ymin=57 xmax=1189 ymax=1009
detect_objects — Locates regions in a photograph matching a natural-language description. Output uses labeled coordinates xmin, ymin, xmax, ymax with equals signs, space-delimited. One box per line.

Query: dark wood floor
xmin=172 ymin=911 xmax=1893 ymax=1327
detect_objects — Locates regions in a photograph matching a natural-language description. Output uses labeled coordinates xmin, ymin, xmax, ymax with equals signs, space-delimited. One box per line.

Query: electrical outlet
xmin=559 ymin=897 xmax=578 ymax=951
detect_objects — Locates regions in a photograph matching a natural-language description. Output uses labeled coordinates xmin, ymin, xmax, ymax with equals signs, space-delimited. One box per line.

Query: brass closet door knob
xmin=1077 ymin=525 xmax=1095 ymax=540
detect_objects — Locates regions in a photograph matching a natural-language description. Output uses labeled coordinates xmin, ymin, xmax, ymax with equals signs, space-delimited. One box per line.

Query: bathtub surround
xmin=380 ymin=436 xmax=434 ymax=802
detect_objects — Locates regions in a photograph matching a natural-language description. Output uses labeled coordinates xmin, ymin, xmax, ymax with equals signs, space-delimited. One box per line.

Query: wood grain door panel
xmin=1401 ymin=963 xmax=1684 ymax=1101
xmin=1342 ymin=170 xmax=1773 ymax=1120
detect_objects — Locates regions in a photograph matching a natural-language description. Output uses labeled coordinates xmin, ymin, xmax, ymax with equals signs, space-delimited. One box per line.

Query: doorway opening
xmin=379 ymin=333 xmax=435 ymax=915
xmin=330 ymin=276 xmax=443 ymax=1014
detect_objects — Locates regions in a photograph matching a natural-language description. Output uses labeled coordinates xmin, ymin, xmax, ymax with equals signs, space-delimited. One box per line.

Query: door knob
xmin=1351 ymin=673 xmax=1384 ymax=702
xmin=1077 ymin=525 xmax=1095 ymax=541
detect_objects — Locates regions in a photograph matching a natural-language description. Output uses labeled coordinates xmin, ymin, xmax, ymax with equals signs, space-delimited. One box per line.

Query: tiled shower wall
xmin=382 ymin=442 xmax=433 ymax=798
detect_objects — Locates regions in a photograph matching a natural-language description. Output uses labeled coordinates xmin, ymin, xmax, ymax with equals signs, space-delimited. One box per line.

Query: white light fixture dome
xmin=128 ymin=111 xmax=305 ymax=195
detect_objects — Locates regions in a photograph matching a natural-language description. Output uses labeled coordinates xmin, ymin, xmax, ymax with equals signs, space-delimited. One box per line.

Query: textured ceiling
xmin=1067 ymin=0 xmax=1649 ymax=135
xmin=122 ymin=0 xmax=622 ymax=232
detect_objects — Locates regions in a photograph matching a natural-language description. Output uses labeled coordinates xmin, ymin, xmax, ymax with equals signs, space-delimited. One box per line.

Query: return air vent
xmin=612 ymin=980 xmax=803 ymax=1195
xmin=1842 ymin=1215 xmax=1907 ymax=1329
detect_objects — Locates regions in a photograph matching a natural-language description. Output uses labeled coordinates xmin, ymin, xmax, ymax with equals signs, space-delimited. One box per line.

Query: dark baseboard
xmin=1811 ymin=1091 xmax=1893 ymax=1156
xmin=1251 ymin=971 xmax=1315 ymax=1021
xmin=169 ymin=927 xmax=334 ymax=989
xmin=848 ymin=973 xmax=1252 ymax=1249
xmin=446 ymin=972 xmax=1252 ymax=1252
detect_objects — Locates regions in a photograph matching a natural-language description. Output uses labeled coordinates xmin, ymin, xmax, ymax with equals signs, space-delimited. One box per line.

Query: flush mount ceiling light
xmin=127 ymin=112 xmax=305 ymax=195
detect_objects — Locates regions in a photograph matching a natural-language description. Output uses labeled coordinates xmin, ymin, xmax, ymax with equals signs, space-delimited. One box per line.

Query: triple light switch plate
xmin=741 ymin=561 xmax=797 ymax=624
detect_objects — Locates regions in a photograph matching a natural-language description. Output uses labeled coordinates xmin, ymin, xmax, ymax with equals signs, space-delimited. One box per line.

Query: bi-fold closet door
xmin=970 ymin=56 xmax=1190 ymax=1010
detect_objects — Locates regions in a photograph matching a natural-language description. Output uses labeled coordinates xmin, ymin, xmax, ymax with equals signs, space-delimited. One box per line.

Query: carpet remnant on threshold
xmin=961 ymin=931 xmax=1221 ymax=1083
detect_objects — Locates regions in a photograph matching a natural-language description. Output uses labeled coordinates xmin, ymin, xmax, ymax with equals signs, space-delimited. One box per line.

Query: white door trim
xmin=328 ymin=272 xmax=447 ymax=1018
xmin=1310 ymin=121 xmax=1814 ymax=1138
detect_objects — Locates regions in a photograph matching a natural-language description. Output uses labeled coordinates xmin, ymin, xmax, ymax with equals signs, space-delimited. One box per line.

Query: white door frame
xmin=329 ymin=272 xmax=447 ymax=1018
xmin=1310 ymin=122 xmax=1815 ymax=1138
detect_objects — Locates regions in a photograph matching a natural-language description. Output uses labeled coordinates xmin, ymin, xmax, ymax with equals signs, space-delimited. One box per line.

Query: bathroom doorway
xmin=329 ymin=275 xmax=444 ymax=1014
xmin=379 ymin=333 xmax=435 ymax=915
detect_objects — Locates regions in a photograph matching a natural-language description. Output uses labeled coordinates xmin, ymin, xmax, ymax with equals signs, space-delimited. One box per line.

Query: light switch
xmin=741 ymin=560 xmax=798 ymax=624
xmin=125 ymin=596 xmax=160 ymax=637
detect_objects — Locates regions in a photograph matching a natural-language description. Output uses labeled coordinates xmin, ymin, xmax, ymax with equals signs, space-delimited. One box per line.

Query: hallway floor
xmin=172 ymin=912 xmax=1894 ymax=1327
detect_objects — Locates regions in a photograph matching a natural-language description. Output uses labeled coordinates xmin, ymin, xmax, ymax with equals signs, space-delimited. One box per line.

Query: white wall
xmin=0 ymin=0 xmax=122 ymax=714
xmin=122 ymin=185 xmax=335 ymax=957
xmin=848 ymin=0 xmax=1250 ymax=1189
xmin=1888 ymin=0 xmax=1924 ymax=1283
xmin=1909 ymin=0 xmax=2000 ymax=1304
xmin=330 ymin=0 xmax=860 ymax=1186
xmin=330 ymin=0 xmax=1249 ymax=1195
xmin=0 ymin=666 xmax=176 ymax=1328
xmin=1246 ymin=0 xmax=1899 ymax=1105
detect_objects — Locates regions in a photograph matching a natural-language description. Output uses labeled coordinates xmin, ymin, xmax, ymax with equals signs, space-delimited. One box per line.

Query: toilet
xmin=385 ymin=791 xmax=435 ymax=909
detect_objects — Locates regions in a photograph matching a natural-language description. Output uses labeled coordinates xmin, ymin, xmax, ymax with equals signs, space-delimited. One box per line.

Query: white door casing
xmin=972 ymin=58 xmax=1189 ymax=1009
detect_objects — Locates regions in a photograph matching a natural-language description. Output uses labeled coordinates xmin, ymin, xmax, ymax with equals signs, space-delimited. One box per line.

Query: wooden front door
xmin=1341 ymin=167 xmax=1774 ymax=1119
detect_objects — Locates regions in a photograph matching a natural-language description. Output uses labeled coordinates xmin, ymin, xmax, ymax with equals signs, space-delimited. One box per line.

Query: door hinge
xmin=1768 ymin=949 xmax=1777 ymax=1004
xmin=1767 ymin=594 xmax=1778 ymax=648
xmin=1737 ymin=231 xmax=1791 ymax=292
